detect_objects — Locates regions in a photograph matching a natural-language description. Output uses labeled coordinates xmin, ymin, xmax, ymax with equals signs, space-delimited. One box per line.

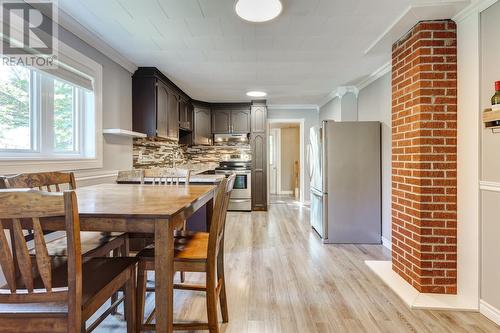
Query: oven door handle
xmin=230 ymin=199 xmax=251 ymax=203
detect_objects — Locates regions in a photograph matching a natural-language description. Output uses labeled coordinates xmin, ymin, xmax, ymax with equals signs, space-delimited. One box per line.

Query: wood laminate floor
xmin=93 ymin=200 xmax=499 ymax=332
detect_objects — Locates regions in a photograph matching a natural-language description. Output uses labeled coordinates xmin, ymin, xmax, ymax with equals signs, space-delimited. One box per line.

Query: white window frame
xmin=0 ymin=41 xmax=103 ymax=174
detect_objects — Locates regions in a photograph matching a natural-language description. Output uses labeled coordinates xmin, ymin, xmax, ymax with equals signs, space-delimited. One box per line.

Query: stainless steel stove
xmin=215 ymin=156 xmax=252 ymax=211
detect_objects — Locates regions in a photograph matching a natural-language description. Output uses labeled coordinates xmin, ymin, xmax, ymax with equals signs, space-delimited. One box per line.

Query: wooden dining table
xmin=41 ymin=183 xmax=216 ymax=333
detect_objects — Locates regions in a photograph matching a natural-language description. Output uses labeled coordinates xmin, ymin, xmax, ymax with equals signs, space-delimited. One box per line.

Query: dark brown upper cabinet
xmin=193 ymin=106 xmax=212 ymax=145
xmin=156 ymin=82 xmax=169 ymax=138
xmin=132 ymin=67 xmax=188 ymax=141
xmin=231 ymin=109 xmax=251 ymax=133
xmin=211 ymin=108 xmax=250 ymax=134
xmin=179 ymin=98 xmax=192 ymax=132
xmin=211 ymin=109 xmax=231 ymax=133
xmin=251 ymin=106 xmax=267 ymax=133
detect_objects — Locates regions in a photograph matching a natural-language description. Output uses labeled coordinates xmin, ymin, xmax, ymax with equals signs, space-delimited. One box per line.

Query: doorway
xmin=267 ymin=119 xmax=304 ymax=204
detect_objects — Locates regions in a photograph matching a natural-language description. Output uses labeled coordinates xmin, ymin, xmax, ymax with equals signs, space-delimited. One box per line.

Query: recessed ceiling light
xmin=235 ymin=0 xmax=283 ymax=23
xmin=246 ymin=91 xmax=267 ymax=98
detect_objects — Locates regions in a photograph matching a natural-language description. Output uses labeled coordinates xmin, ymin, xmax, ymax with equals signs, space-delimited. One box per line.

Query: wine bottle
xmin=491 ymin=81 xmax=500 ymax=126
xmin=492 ymin=81 xmax=500 ymax=108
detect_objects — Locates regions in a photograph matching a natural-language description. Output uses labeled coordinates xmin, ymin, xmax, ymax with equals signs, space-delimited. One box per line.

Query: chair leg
xmin=217 ymin=249 xmax=229 ymax=323
xmin=121 ymin=236 xmax=130 ymax=256
xmin=136 ymin=262 xmax=147 ymax=332
xmin=206 ymin=269 xmax=219 ymax=333
xmin=124 ymin=267 xmax=136 ymax=333
xmin=179 ymin=221 xmax=187 ymax=283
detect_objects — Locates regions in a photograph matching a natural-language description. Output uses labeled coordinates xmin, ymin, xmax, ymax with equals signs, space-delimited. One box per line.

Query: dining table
xmin=41 ymin=183 xmax=216 ymax=333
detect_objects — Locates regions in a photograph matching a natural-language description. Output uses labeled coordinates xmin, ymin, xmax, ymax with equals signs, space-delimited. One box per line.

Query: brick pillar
xmin=391 ymin=20 xmax=457 ymax=294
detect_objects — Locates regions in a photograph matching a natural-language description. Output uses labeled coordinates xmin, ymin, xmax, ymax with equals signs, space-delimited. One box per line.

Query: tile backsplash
xmin=133 ymin=137 xmax=251 ymax=169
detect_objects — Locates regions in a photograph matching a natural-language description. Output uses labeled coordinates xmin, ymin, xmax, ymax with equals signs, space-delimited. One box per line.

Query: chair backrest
xmin=208 ymin=174 xmax=236 ymax=260
xmin=0 ymin=172 xmax=76 ymax=192
xmin=117 ymin=169 xmax=145 ymax=184
xmin=0 ymin=189 xmax=81 ymax=308
xmin=144 ymin=168 xmax=191 ymax=186
xmin=0 ymin=172 xmax=76 ymax=241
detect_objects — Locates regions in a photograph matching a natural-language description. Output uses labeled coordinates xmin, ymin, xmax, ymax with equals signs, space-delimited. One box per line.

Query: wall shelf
xmin=483 ymin=109 xmax=500 ymax=132
xmin=103 ymin=129 xmax=147 ymax=138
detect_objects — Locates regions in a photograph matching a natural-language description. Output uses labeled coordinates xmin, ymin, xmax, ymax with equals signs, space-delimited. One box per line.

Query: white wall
xmin=479 ymin=0 xmax=500 ymax=317
xmin=319 ymin=92 xmax=358 ymax=122
xmin=57 ymin=26 xmax=134 ymax=186
xmin=341 ymin=93 xmax=359 ymax=121
xmin=358 ymin=73 xmax=392 ymax=243
xmin=268 ymin=108 xmax=319 ymax=202
xmin=320 ymin=97 xmax=341 ymax=121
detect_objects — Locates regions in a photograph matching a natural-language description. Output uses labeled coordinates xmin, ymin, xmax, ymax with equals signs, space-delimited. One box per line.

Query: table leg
xmin=206 ymin=197 xmax=214 ymax=231
xmin=155 ymin=218 xmax=174 ymax=333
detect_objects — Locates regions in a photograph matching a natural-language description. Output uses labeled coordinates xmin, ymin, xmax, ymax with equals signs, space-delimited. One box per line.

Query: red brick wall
xmin=391 ymin=20 xmax=457 ymax=294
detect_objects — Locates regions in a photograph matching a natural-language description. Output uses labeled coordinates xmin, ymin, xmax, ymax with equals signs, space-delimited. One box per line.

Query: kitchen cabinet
xmin=211 ymin=108 xmax=251 ymax=134
xmin=251 ymin=105 xmax=267 ymax=211
xmin=179 ymin=98 xmax=192 ymax=131
xmin=167 ymin=91 xmax=179 ymax=140
xmin=132 ymin=67 xmax=188 ymax=140
xmin=251 ymin=106 xmax=267 ymax=133
xmin=212 ymin=109 xmax=231 ymax=133
xmin=156 ymin=82 xmax=169 ymax=138
xmin=231 ymin=109 xmax=251 ymax=133
xmin=193 ymin=106 xmax=212 ymax=145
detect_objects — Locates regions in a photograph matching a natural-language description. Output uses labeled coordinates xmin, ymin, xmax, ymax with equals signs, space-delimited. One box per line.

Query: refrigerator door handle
xmin=307 ymin=143 xmax=314 ymax=180
xmin=311 ymin=187 xmax=323 ymax=197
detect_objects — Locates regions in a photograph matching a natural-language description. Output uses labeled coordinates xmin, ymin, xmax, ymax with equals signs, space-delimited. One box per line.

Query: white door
xmin=269 ymin=128 xmax=280 ymax=194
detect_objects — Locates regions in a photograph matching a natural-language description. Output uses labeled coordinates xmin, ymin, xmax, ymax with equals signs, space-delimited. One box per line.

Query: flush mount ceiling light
xmin=246 ymin=91 xmax=267 ymax=97
xmin=235 ymin=0 xmax=283 ymax=23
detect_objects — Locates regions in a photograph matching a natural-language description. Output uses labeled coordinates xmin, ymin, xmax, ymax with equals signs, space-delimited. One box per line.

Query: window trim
xmin=0 ymin=40 xmax=103 ymax=174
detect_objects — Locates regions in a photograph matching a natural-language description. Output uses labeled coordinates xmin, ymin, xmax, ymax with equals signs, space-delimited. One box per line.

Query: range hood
xmin=214 ymin=134 xmax=249 ymax=144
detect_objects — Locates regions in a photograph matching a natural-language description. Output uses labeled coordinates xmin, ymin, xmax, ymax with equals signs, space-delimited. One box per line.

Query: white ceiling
xmin=58 ymin=0 xmax=467 ymax=104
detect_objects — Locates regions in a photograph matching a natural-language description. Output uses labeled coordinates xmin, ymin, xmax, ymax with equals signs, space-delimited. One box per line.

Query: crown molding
xmin=319 ymin=86 xmax=359 ymax=108
xmin=365 ymin=1 xmax=470 ymax=55
xmin=453 ymin=0 xmax=498 ymax=22
xmin=55 ymin=7 xmax=137 ymax=73
xmin=267 ymin=104 xmax=319 ymax=112
xmin=356 ymin=62 xmax=391 ymax=91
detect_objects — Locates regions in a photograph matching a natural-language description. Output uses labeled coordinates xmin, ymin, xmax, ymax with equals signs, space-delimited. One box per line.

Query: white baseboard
xmin=365 ymin=260 xmax=478 ymax=311
xmin=381 ymin=236 xmax=392 ymax=250
xmin=480 ymin=300 xmax=500 ymax=326
xmin=278 ymin=190 xmax=293 ymax=195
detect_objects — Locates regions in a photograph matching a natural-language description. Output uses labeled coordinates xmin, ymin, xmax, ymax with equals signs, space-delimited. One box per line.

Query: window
xmin=0 ymin=65 xmax=94 ymax=158
xmin=0 ymin=66 xmax=32 ymax=150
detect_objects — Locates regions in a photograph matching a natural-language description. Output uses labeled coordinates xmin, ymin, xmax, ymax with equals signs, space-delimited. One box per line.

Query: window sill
xmin=0 ymin=157 xmax=103 ymax=175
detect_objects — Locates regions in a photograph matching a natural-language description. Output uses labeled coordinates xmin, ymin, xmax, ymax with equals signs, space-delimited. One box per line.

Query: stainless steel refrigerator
xmin=308 ymin=121 xmax=381 ymax=244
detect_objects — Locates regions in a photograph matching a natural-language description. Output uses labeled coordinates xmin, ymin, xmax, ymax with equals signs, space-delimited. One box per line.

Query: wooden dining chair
xmin=0 ymin=172 xmax=130 ymax=315
xmin=135 ymin=174 xmax=236 ymax=333
xmin=0 ymin=172 xmax=128 ymax=259
xmin=0 ymin=189 xmax=137 ymax=333
xmin=144 ymin=168 xmax=191 ymax=186
xmin=117 ymin=170 xmax=145 ymax=184
xmin=141 ymin=168 xmax=193 ymax=283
